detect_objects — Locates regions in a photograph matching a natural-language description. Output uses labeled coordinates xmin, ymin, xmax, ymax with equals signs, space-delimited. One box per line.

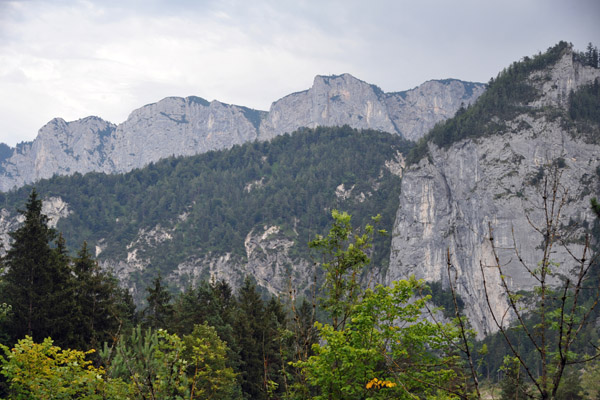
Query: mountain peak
xmin=0 ymin=74 xmax=485 ymax=191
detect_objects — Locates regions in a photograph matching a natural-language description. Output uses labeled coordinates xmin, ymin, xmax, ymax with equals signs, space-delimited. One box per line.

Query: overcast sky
xmin=0 ymin=0 xmax=598 ymax=146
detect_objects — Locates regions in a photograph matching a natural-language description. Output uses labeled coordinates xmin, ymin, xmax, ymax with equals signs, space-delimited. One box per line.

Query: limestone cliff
xmin=0 ymin=76 xmax=484 ymax=191
xmin=387 ymin=45 xmax=600 ymax=335
xmin=259 ymin=74 xmax=485 ymax=142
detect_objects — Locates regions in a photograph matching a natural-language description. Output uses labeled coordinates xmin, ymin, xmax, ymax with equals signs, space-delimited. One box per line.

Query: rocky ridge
xmin=0 ymin=75 xmax=485 ymax=191
xmin=387 ymin=46 xmax=600 ymax=335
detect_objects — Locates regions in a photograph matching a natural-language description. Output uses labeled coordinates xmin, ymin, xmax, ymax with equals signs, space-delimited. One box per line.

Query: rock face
xmin=103 ymin=223 xmax=313 ymax=301
xmin=0 ymin=117 xmax=115 ymax=191
xmin=0 ymin=196 xmax=72 ymax=254
xmin=259 ymin=74 xmax=485 ymax=142
xmin=387 ymin=48 xmax=600 ymax=335
xmin=0 ymin=75 xmax=484 ymax=191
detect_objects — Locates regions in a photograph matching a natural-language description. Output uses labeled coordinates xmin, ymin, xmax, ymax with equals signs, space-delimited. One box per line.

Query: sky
xmin=0 ymin=0 xmax=599 ymax=146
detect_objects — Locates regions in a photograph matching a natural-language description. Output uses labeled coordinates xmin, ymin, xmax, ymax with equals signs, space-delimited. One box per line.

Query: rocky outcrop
xmin=107 ymin=97 xmax=264 ymax=173
xmin=259 ymin=74 xmax=485 ymax=142
xmin=387 ymin=48 xmax=600 ymax=336
xmin=103 ymin=223 xmax=313 ymax=300
xmin=0 ymin=75 xmax=484 ymax=191
xmin=0 ymin=196 xmax=71 ymax=254
xmin=0 ymin=117 xmax=115 ymax=191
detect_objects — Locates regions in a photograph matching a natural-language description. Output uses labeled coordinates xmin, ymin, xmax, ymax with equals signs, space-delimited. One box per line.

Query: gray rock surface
xmin=0 ymin=75 xmax=484 ymax=191
xmin=387 ymin=49 xmax=600 ymax=336
xmin=259 ymin=74 xmax=485 ymax=142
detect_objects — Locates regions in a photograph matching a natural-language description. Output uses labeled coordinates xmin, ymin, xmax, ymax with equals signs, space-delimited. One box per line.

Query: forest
xmin=0 ymin=42 xmax=599 ymax=400
xmin=0 ymin=183 xmax=598 ymax=399
xmin=407 ymin=41 xmax=600 ymax=165
xmin=0 ymin=126 xmax=412 ymax=298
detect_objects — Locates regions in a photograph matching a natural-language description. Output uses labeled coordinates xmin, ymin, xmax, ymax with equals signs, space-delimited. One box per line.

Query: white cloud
xmin=0 ymin=0 xmax=598 ymax=146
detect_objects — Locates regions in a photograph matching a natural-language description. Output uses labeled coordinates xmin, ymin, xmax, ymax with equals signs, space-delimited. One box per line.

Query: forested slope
xmin=0 ymin=126 xmax=412 ymax=298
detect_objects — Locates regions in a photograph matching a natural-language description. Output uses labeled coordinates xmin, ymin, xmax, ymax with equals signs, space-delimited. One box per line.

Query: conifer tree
xmin=72 ymin=241 xmax=127 ymax=350
xmin=233 ymin=277 xmax=266 ymax=399
xmin=46 ymin=233 xmax=77 ymax=347
xmin=143 ymin=273 xmax=173 ymax=330
xmin=1 ymin=190 xmax=67 ymax=344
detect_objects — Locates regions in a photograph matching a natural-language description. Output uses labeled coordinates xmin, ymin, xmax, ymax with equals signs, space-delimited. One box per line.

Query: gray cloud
xmin=0 ymin=0 xmax=598 ymax=146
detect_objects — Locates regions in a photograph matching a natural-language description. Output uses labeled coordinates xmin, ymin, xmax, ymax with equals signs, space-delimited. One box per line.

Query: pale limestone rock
xmin=388 ymin=53 xmax=600 ymax=336
xmin=0 ymin=76 xmax=484 ymax=191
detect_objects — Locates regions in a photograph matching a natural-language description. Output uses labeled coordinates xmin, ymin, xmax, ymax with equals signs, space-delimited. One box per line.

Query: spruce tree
xmin=72 ymin=242 xmax=127 ymax=350
xmin=1 ymin=190 xmax=65 ymax=343
xmin=46 ymin=233 xmax=77 ymax=347
xmin=143 ymin=273 xmax=173 ymax=329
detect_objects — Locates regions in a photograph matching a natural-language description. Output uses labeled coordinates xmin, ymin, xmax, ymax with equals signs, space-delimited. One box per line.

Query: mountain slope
xmin=0 ymin=75 xmax=484 ymax=192
xmin=0 ymin=126 xmax=412 ymax=300
xmin=388 ymin=42 xmax=600 ymax=335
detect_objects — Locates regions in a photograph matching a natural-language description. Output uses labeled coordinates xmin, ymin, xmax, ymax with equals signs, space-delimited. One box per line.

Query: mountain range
xmin=0 ymin=41 xmax=598 ymax=337
xmin=0 ymin=75 xmax=484 ymax=191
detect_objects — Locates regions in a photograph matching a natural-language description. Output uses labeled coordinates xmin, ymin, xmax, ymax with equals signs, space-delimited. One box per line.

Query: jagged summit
xmin=0 ymin=74 xmax=485 ymax=192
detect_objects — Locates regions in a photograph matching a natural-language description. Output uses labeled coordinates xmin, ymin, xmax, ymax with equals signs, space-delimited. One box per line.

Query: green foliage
xmin=143 ymin=274 xmax=174 ymax=330
xmin=0 ymin=192 xmax=133 ymax=350
xmin=407 ymin=41 xmax=572 ymax=164
xmin=0 ymin=336 xmax=129 ymax=399
xmin=296 ymin=211 xmax=464 ymax=399
xmin=569 ymin=78 xmax=600 ymax=140
xmin=0 ymin=126 xmax=410 ymax=296
xmin=298 ymin=279 xmax=463 ymax=400
xmin=309 ymin=210 xmax=376 ymax=330
xmin=71 ymin=241 xmax=134 ymax=351
xmin=182 ymin=323 xmax=240 ymax=400
xmin=0 ymin=190 xmax=72 ymax=346
xmin=427 ymin=280 xmax=464 ymax=319
xmin=499 ymin=356 xmax=530 ymax=400
xmin=232 ymin=277 xmax=288 ymax=400
xmin=102 ymin=325 xmax=240 ymax=399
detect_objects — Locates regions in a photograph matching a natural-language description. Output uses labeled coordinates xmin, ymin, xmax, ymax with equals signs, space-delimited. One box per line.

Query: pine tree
xmin=46 ymin=233 xmax=77 ymax=347
xmin=1 ymin=190 xmax=67 ymax=343
xmin=143 ymin=273 xmax=173 ymax=329
xmin=72 ymin=242 xmax=127 ymax=350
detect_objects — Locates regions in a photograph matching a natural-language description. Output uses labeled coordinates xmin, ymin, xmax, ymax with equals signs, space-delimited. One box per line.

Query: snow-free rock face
xmin=387 ymin=48 xmax=600 ymax=336
xmin=0 ymin=75 xmax=484 ymax=191
xmin=384 ymin=79 xmax=485 ymax=141
xmin=258 ymin=74 xmax=485 ymax=142
xmin=107 ymin=97 xmax=265 ymax=173
xmin=0 ymin=196 xmax=71 ymax=254
xmin=103 ymin=223 xmax=313 ymax=301
xmin=0 ymin=117 xmax=115 ymax=191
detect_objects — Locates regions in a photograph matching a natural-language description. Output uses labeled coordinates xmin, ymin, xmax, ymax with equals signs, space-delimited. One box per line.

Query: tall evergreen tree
xmin=72 ymin=242 xmax=128 ymax=350
xmin=234 ymin=277 xmax=267 ymax=400
xmin=143 ymin=273 xmax=173 ymax=329
xmin=1 ymin=190 xmax=68 ymax=344
xmin=46 ymin=233 xmax=77 ymax=347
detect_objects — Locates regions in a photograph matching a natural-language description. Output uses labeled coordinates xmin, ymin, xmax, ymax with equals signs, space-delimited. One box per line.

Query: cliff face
xmin=0 ymin=117 xmax=115 ymax=191
xmin=259 ymin=74 xmax=485 ymax=142
xmin=0 ymin=75 xmax=484 ymax=191
xmin=387 ymin=48 xmax=600 ymax=335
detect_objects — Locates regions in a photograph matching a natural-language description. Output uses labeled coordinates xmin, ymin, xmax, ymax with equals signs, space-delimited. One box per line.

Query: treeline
xmin=0 ymin=192 xmax=464 ymax=399
xmin=0 ymin=126 xmax=410 ymax=292
xmin=569 ymin=77 xmax=600 ymax=132
xmin=407 ymin=41 xmax=600 ymax=164
xmin=1 ymin=189 xmax=600 ymax=399
xmin=573 ymin=42 xmax=600 ymax=69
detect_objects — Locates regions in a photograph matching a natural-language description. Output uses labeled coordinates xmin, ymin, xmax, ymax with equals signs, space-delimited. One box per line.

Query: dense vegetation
xmin=569 ymin=77 xmax=600 ymax=136
xmin=0 ymin=126 xmax=412 ymax=292
xmin=407 ymin=41 xmax=600 ymax=164
xmin=0 ymin=192 xmax=598 ymax=399
xmin=0 ymin=40 xmax=599 ymax=399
